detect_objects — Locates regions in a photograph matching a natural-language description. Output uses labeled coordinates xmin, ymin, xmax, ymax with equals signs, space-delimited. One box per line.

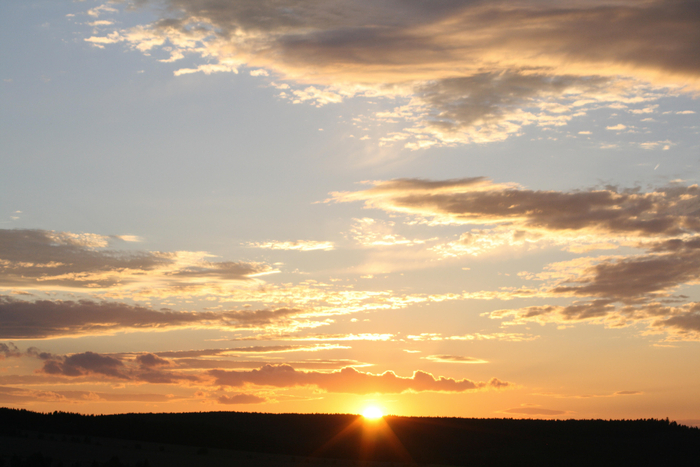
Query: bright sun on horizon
xmin=362 ymin=407 xmax=384 ymax=420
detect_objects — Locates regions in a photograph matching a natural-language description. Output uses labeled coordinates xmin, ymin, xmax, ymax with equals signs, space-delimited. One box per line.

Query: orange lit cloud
xmin=209 ymin=364 xmax=512 ymax=394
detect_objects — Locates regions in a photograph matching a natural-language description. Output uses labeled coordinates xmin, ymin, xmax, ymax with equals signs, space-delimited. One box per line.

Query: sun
xmin=362 ymin=406 xmax=384 ymax=420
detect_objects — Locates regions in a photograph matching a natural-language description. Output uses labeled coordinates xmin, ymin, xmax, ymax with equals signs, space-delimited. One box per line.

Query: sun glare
xmin=362 ymin=407 xmax=384 ymax=420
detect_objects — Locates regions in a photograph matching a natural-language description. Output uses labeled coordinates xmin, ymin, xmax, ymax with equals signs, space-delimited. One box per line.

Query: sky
xmin=1 ymin=0 xmax=699 ymax=423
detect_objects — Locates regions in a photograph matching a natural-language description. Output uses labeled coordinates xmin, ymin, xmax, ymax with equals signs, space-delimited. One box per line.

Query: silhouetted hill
xmin=1 ymin=408 xmax=698 ymax=467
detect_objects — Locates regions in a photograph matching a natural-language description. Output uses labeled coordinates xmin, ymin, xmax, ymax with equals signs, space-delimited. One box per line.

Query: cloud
xmin=614 ymin=390 xmax=643 ymax=396
xmin=490 ymin=297 xmax=700 ymax=341
xmin=406 ymin=332 xmax=538 ymax=342
xmin=0 ymin=342 xmax=21 ymax=359
xmin=0 ymin=229 xmax=273 ymax=292
xmin=34 ymin=350 xmax=200 ymax=384
xmin=83 ymin=0 xmax=700 ymax=145
xmin=350 ymin=218 xmax=429 ymax=247
xmin=218 ymin=344 xmax=350 ymax=354
xmin=217 ymin=393 xmax=267 ymax=405
xmin=208 ymin=364 xmax=512 ymax=394
xmin=0 ymin=386 xmax=182 ymax=404
xmin=0 ymin=295 xmax=305 ymax=338
xmin=423 ymin=355 xmax=488 ymax=364
xmin=135 ymin=353 xmax=171 ymax=368
xmin=16 ymin=347 xmax=511 ymax=399
xmin=329 ymin=178 xmax=700 ymax=238
xmin=173 ymin=358 xmax=368 ymax=370
xmin=333 ymin=178 xmax=700 ymax=340
xmin=534 ymin=390 xmax=642 ymax=398
xmin=232 ymin=333 xmax=395 ymax=342
xmin=494 ymin=236 xmax=700 ymax=312
xmin=41 ymin=351 xmax=129 ymax=379
xmin=606 ymin=124 xmax=627 ymax=130
xmin=246 ymin=240 xmax=335 ymax=251
xmin=502 ymin=406 xmax=567 ymax=416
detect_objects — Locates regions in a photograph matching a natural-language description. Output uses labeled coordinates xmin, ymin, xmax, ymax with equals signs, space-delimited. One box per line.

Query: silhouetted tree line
xmin=1 ymin=408 xmax=698 ymax=466
xmin=0 ymin=453 xmax=149 ymax=467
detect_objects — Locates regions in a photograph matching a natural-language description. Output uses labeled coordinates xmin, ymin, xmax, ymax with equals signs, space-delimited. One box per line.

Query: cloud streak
xmin=0 ymin=295 xmax=305 ymax=339
xmin=329 ymin=178 xmax=700 ymax=237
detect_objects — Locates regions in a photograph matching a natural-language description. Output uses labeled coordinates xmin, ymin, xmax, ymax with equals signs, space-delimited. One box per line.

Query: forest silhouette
xmin=1 ymin=408 xmax=698 ymax=467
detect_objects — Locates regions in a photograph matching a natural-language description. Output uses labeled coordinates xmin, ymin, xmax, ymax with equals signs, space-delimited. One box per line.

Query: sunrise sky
xmin=1 ymin=0 xmax=699 ymax=423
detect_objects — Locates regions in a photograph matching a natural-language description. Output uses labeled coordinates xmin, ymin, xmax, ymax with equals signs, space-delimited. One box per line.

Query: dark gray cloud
xmin=41 ymin=351 xmax=129 ymax=379
xmin=0 ymin=342 xmax=21 ymax=359
xmin=143 ymin=0 xmax=700 ymax=78
xmin=135 ymin=353 xmax=171 ymax=368
xmin=551 ymin=251 xmax=700 ymax=299
xmin=0 ymin=295 xmax=303 ymax=338
xmin=35 ymin=350 xmax=199 ymax=384
xmin=208 ymin=364 xmax=512 ymax=394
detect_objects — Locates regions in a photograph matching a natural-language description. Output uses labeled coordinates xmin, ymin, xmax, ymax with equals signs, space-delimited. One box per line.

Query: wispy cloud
xmin=423 ymin=355 xmax=488 ymax=364
xmin=246 ymin=240 xmax=335 ymax=251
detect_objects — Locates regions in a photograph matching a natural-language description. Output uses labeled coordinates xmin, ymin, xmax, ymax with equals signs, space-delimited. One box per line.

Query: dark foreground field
xmin=1 ymin=408 xmax=698 ymax=467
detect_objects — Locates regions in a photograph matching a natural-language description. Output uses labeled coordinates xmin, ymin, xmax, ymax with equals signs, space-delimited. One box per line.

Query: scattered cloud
xmin=423 ymin=355 xmax=488 ymax=364
xmin=0 ymin=229 xmax=273 ymax=292
xmin=83 ymin=0 xmax=700 ymax=145
xmin=407 ymin=332 xmax=538 ymax=342
xmin=247 ymin=240 xmax=335 ymax=251
xmin=606 ymin=124 xmax=627 ymax=131
xmin=209 ymin=364 xmax=512 ymax=394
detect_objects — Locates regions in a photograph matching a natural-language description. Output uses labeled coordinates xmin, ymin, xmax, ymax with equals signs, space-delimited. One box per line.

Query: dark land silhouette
xmin=1 ymin=408 xmax=698 ymax=467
